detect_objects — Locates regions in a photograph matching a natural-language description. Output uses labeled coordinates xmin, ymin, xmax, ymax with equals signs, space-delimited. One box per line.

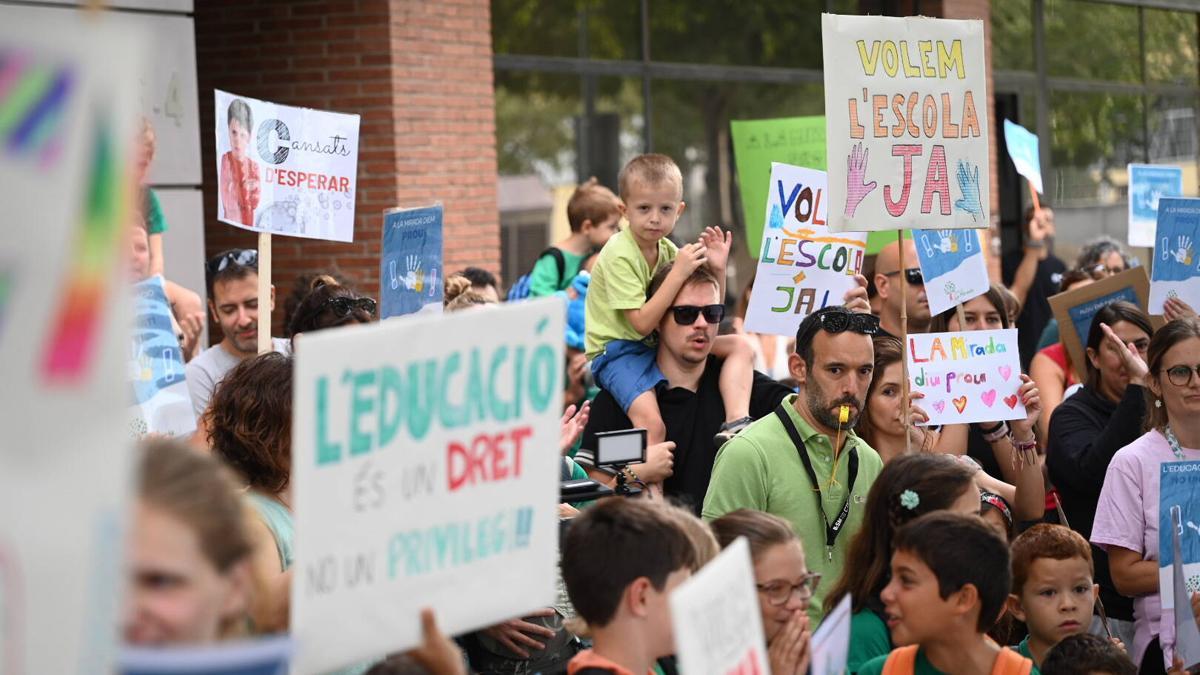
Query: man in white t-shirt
xmin=186 ymin=249 xmax=289 ymax=418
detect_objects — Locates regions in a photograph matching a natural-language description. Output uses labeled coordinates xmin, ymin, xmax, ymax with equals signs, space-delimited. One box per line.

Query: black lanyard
xmin=774 ymin=404 xmax=859 ymax=562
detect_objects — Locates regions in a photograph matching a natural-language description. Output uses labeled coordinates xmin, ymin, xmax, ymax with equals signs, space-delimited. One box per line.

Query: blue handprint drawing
xmin=954 ymin=160 xmax=984 ymax=222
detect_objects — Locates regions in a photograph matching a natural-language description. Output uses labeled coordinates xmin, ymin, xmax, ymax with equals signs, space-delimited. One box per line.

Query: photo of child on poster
xmin=217 ymin=98 xmax=260 ymax=227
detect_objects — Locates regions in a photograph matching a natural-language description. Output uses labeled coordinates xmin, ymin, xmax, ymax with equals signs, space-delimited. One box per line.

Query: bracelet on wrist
xmin=1025 ymin=238 xmax=1045 ymax=250
xmin=981 ymin=422 xmax=1010 ymax=443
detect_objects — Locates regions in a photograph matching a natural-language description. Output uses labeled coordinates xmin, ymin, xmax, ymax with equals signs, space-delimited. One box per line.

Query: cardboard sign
xmin=291 ymin=300 xmax=563 ymax=674
xmin=914 ymin=228 xmax=989 ymax=316
xmin=822 ymin=14 xmax=991 ymax=232
xmin=744 ymin=164 xmax=868 ymax=336
xmin=1002 ymin=120 xmax=1042 ymax=195
xmin=213 ymin=89 xmax=360 ymax=242
xmin=906 ymin=329 xmax=1025 ymax=426
xmin=670 ymin=538 xmax=769 ymax=675
xmin=0 ymin=7 xmax=145 ymax=674
xmin=1150 ymin=198 xmax=1200 ymax=313
xmin=120 ymin=636 xmax=292 ymax=675
xmin=129 ymin=275 xmax=195 ymax=437
xmin=811 ymin=595 xmax=852 ymax=675
xmin=731 ymin=115 xmax=827 ymax=256
xmin=1129 ymin=164 xmax=1184 ymax=249
xmin=381 ymin=204 xmax=444 ymax=319
xmin=1049 ymin=267 xmax=1151 ymax=383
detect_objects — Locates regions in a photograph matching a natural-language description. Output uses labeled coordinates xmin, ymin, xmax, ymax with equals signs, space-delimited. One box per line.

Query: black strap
xmin=537 ymin=247 xmax=568 ymax=289
xmin=773 ymin=404 xmax=859 ymax=560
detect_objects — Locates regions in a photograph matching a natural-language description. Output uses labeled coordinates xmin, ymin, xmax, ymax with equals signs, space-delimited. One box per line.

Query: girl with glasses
xmin=287 ymin=274 xmax=376 ymax=349
xmin=1092 ymin=318 xmax=1200 ymax=674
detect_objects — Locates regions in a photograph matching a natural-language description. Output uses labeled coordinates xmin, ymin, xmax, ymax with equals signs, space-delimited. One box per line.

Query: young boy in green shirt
xmin=858 ymin=512 xmax=1033 ymax=675
xmin=528 ymin=177 xmax=622 ymax=298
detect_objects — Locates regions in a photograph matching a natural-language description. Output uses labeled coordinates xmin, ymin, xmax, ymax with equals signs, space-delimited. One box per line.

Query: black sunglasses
xmin=206 ymin=249 xmax=258 ymax=276
xmin=670 ymin=304 xmax=725 ymax=326
xmin=327 ymin=296 xmax=377 ymax=318
xmin=883 ymin=268 xmax=923 ymax=285
xmin=817 ymin=310 xmax=880 ymax=335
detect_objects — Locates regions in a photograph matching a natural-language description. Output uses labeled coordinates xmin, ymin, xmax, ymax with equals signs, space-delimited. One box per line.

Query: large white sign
xmin=907 ymin=329 xmax=1027 ymax=426
xmin=670 ymin=538 xmax=770 ymax=675
xmin=214 ymin=89 xmax=360 ymax=242
xmin=0 ymin=7 xmax=145 ymax=674
xmin=744 ymin=164 xmax=868 ymax=336
xmin=822 ymin=14 xmax=990 ymax=232
xmin=291 ymin=300 xmax=564 ymax=674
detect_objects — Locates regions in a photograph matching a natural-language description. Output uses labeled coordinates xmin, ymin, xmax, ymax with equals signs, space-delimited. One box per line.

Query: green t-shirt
xmin=848 ymin=609 xmax=892 ymax=673
xmin=584 ymin=229 xmax=677 ymax=360
xmin=1013 ymin=637 xmax=1042 ymax=675
xmin=144 ymin=188 xmax=167 ymax=234
xmin=528 ymin=248 xmax=585 ymax=297
xmin=857 ymin=648 xmax=945 ymax=675
xmin=702 ymin=395 xmax=883 ymax=623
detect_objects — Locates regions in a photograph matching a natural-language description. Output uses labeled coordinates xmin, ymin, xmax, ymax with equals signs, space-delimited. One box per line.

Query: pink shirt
xmin=1091 ymin=428 xmax=1200 ymax=669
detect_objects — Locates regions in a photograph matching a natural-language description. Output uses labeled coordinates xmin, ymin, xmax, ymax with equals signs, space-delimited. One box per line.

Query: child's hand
xmin=673 ymin=242 xmax=708 ymax=276
xmin=766 ymin=610 xmax=811 ymax=675
xmin=699 ymin=226 xmax=732 ymax=272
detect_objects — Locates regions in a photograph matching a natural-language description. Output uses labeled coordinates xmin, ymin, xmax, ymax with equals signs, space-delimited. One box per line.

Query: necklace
xmin=1163 ymin=425 xmax=1189 ymax=461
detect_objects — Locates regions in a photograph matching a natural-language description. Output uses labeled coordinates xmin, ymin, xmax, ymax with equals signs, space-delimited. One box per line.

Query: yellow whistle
xmin=839 ymin=405 xmax=850 ymax=425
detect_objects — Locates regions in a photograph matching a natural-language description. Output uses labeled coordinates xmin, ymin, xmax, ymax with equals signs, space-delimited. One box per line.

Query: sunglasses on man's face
xmin=206 ymin=249 xmax=258 ymax=276
xmin=670 ymin=304 xmax=725 ymax=326
xmin=883 ymin=268 xmax=923 ymax=285
xmin=327 ymin=296 xmax=377 ymax=318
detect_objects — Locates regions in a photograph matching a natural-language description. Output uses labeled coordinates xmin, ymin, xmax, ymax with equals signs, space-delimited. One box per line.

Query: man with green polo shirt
xmin=702 ymin=305 xmax=884 ymax=622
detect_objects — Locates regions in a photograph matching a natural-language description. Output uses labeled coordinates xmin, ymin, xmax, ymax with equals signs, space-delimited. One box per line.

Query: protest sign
xmin=1002 ymin=120 xmax=1042 ymax=196
xmin=670 ymin=538 xmax=769 ymax=675
xmin=120 ymin=635 xmax=292 ymax=675
xmin=291 ymin=299 xmax=564 ymax=674
xmin=1049 ymin=267 xmax=1151 ymax=382
xmin=811 ymin=595 xmax=852 ymax=675
xmin=1129 ymin=164 xmax=1184 ymax=249
xmin=1160 ymin=462 xmax=1200 ymax=669
xmin=731 ymin=115 xmax=826 ymax=255
xmin=381 ymin=204 xmax=444 ymax=319
xmin=129 ymin=275 xmax=195 ymax=437
xmin=822 ymin=14 xmax=990 ymax=232
xmin=906 ymin=329 xmax=1025 ymax=426
xmin=1150 ymin=198 xmax=1200 ymax=313
xmin=213 ymin=89 xmax=360 ymax=242
xmin=914 ymin=228 xmax=989 ymax=316
xmin=0 ymin=7 xmax=145 ymax=674
xmin=744 ymin=163 xmax=868 ymax=335
xmin=1170 ymin=505 xmax=1200 ymax=671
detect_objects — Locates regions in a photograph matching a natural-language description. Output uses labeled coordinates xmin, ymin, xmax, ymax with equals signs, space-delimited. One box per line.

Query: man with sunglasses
xmin=185 ymin=249 xmax=290 ymax=418
xmin=873 ymin=239 xmax=932 ymax=338
xmin=578 ymin=262 xmax=793 ymax=513
xmin=703 ymin=306 xmax=885 ymax=622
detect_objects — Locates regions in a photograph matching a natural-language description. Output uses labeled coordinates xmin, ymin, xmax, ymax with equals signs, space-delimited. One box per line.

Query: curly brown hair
xmin=204 ymin=352 xmax=293 ymax=495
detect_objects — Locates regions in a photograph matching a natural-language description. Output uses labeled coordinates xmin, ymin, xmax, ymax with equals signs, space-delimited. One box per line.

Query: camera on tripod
xmin=559 ymin=428 xmax=648 ymax=502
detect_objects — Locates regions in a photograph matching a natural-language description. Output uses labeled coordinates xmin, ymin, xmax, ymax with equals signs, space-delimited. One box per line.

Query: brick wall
xmin=196 ymin=0 xmax=500 ymax=333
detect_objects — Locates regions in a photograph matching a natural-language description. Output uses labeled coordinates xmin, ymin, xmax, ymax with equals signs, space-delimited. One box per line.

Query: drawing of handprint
xmin=1173 ymin=235 xmax=1194 ymax=266
xmin=954 ymin=160 xmax=984 ymax=222
xmin=844 ymin=142 xmax=877 ymax=218
xmin=405 ymin=254 xmax=424 ymax=292
xmin=935 ymin=230 xmax=957 ymax=254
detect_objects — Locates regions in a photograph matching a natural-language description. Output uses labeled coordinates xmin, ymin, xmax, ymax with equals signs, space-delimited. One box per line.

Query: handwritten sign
xmin=1150 ymin=198 xmax=1200 ymax=313
xmin=120 ymin=635 xmax=292 ymax=675
xmin=0 ymin=6 xmax=144 ymax=674
xmin=291 ymin=300 xmax=563 ymax=674
xmin=1129 ymin=164 xmax=1184 ymax=249
xmin=811 ymin=595 xmax=852 ymax=675
xmin=381 ymin=204 xmax=444 ymax=319
xmin=214 ymin=89 xmax=360 ymax=242
xmin=906 ymin=329 xmax=1025 ymax=426
xmin=129 ymin=275 xmax=195 ymax=437
xmin=744 ymin=163 xmax=868 ymax=335
xmin=1160 ymin=461 xmax=1200 ymax=669
xmin=670 ymin=538 xmax=769 ymax=675
xmin=822 ymin=14 xmax=990 ymax=232
xmin=1003 ymin=120 xmax=1042 ymax=195
xmin=1170 ymin=502 xmax=1200 ymax=671
xmin=1049 ymin=267 xmax=1151 ymax=382
xmin=915 ymin=228 xmax=989 ymax=316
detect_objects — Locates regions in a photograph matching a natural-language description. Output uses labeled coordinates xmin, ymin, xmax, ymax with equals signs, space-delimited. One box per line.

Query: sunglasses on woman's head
xmin=206 ymin=249 xmax=258 ymax=275
xmin=670 ymin=304 xmax=725 ymax=325
xmin=883 ymin=268 xmax=923 ymax=285
xmin=326 ymin=296 xmax=377 ymax=318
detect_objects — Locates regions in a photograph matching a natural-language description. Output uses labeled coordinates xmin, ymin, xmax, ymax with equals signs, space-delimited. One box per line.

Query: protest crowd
xmin=11 ymin=6 xmax=1200 ymax=675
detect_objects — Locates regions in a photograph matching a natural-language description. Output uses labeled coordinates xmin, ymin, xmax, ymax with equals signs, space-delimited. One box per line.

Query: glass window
xmin=1145 ymin=9 xmax=1199 ymax=86
xmin=649 ymin=1 xmax=830 ymax=68
xmin=492 ymin=0 xmax=640 ymax=60
xmin=1049 ymin=90 xmax=1144 ymax=204
xmin=495 ymin=71 xmax=580 ymax=184
xmin=992 ymin=0 xmax=1033 ymax=72
xmin=1148 ymin=95 xmax=1199 ymax=165
xmin=1045 ymin=0 xmax=1140 ymax=83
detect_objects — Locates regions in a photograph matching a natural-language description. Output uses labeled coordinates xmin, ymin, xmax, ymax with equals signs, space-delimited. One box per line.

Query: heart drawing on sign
xmin=981 ymin=389 xmax=997 ymax=407
xmin=933 ymin=400 xmax=946 ymax=414
xmin=1004 ymin=394 xmax=1019 ymax=409
xmin=998 ymin=366 xmax=1013 ymax=381
xmin=953 ymin=396 xmax=968 ymax=414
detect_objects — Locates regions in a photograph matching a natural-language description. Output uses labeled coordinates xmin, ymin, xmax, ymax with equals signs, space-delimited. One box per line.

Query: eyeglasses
xmin=1165 ymin=364 xmax=1200 ymax=387
xmin=883 ymin=268 xmax=923 ymax=285
xmin=670 ymin=304 xmax=725 ymax=326
xmin=327 ymin=296 xmax=377 ymax=318
xmin=756 ymin=573 xmax=822 ymax=606
xmin=206 ymin=249 xmax=258 ymax=276
xmin=1088 ymin=264 xmax=1125 ymax=280
xmin=818 ymin=310 xmax=880 ymax=335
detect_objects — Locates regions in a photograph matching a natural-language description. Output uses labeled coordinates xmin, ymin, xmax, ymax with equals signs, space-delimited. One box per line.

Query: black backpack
xmin=507 ymin=247 xmax=568 ymax=300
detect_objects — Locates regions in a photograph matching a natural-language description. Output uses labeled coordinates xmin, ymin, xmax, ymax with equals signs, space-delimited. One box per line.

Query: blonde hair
xmin=618 ymin=153 xmax=684 ymax=201
xmin=567 ymin=177 xmax=621 ymax=232
xmin=662 ymin=502 xmax=720 ymax=568
xmin=444 ymin=274 xmax=493 ymax=312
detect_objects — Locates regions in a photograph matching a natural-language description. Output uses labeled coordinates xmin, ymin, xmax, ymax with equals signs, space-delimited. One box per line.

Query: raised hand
xmin=954 ymin=160 xmax=983 ymax=222
xmin=700 ymin=226 xmax=733 ymax=272
xmin=844 ymin=142 xmax=877 ymax=218
xmin=1009 ymin=374 xmax=1041 ymax=435
xmin=906 ymin=390 xmax=940 ymax=451
xmin=673 ymin=242 xmax=708 ymax=276
xmin=559 ymin=400 xmax=591 ymax=455
xmin=1100 ymin=322 xmax=1149 ymax=386
xmin=842 ymin=273 xmax=871 ymax=313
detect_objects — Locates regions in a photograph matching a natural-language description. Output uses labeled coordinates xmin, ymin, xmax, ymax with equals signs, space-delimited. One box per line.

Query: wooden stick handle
xmin=258 ymin=232 xmax=272 ymax=354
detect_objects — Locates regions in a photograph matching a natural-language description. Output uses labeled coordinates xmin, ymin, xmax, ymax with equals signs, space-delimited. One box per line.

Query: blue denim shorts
xmin=591 ymin=339 xmax=665 ymax=412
